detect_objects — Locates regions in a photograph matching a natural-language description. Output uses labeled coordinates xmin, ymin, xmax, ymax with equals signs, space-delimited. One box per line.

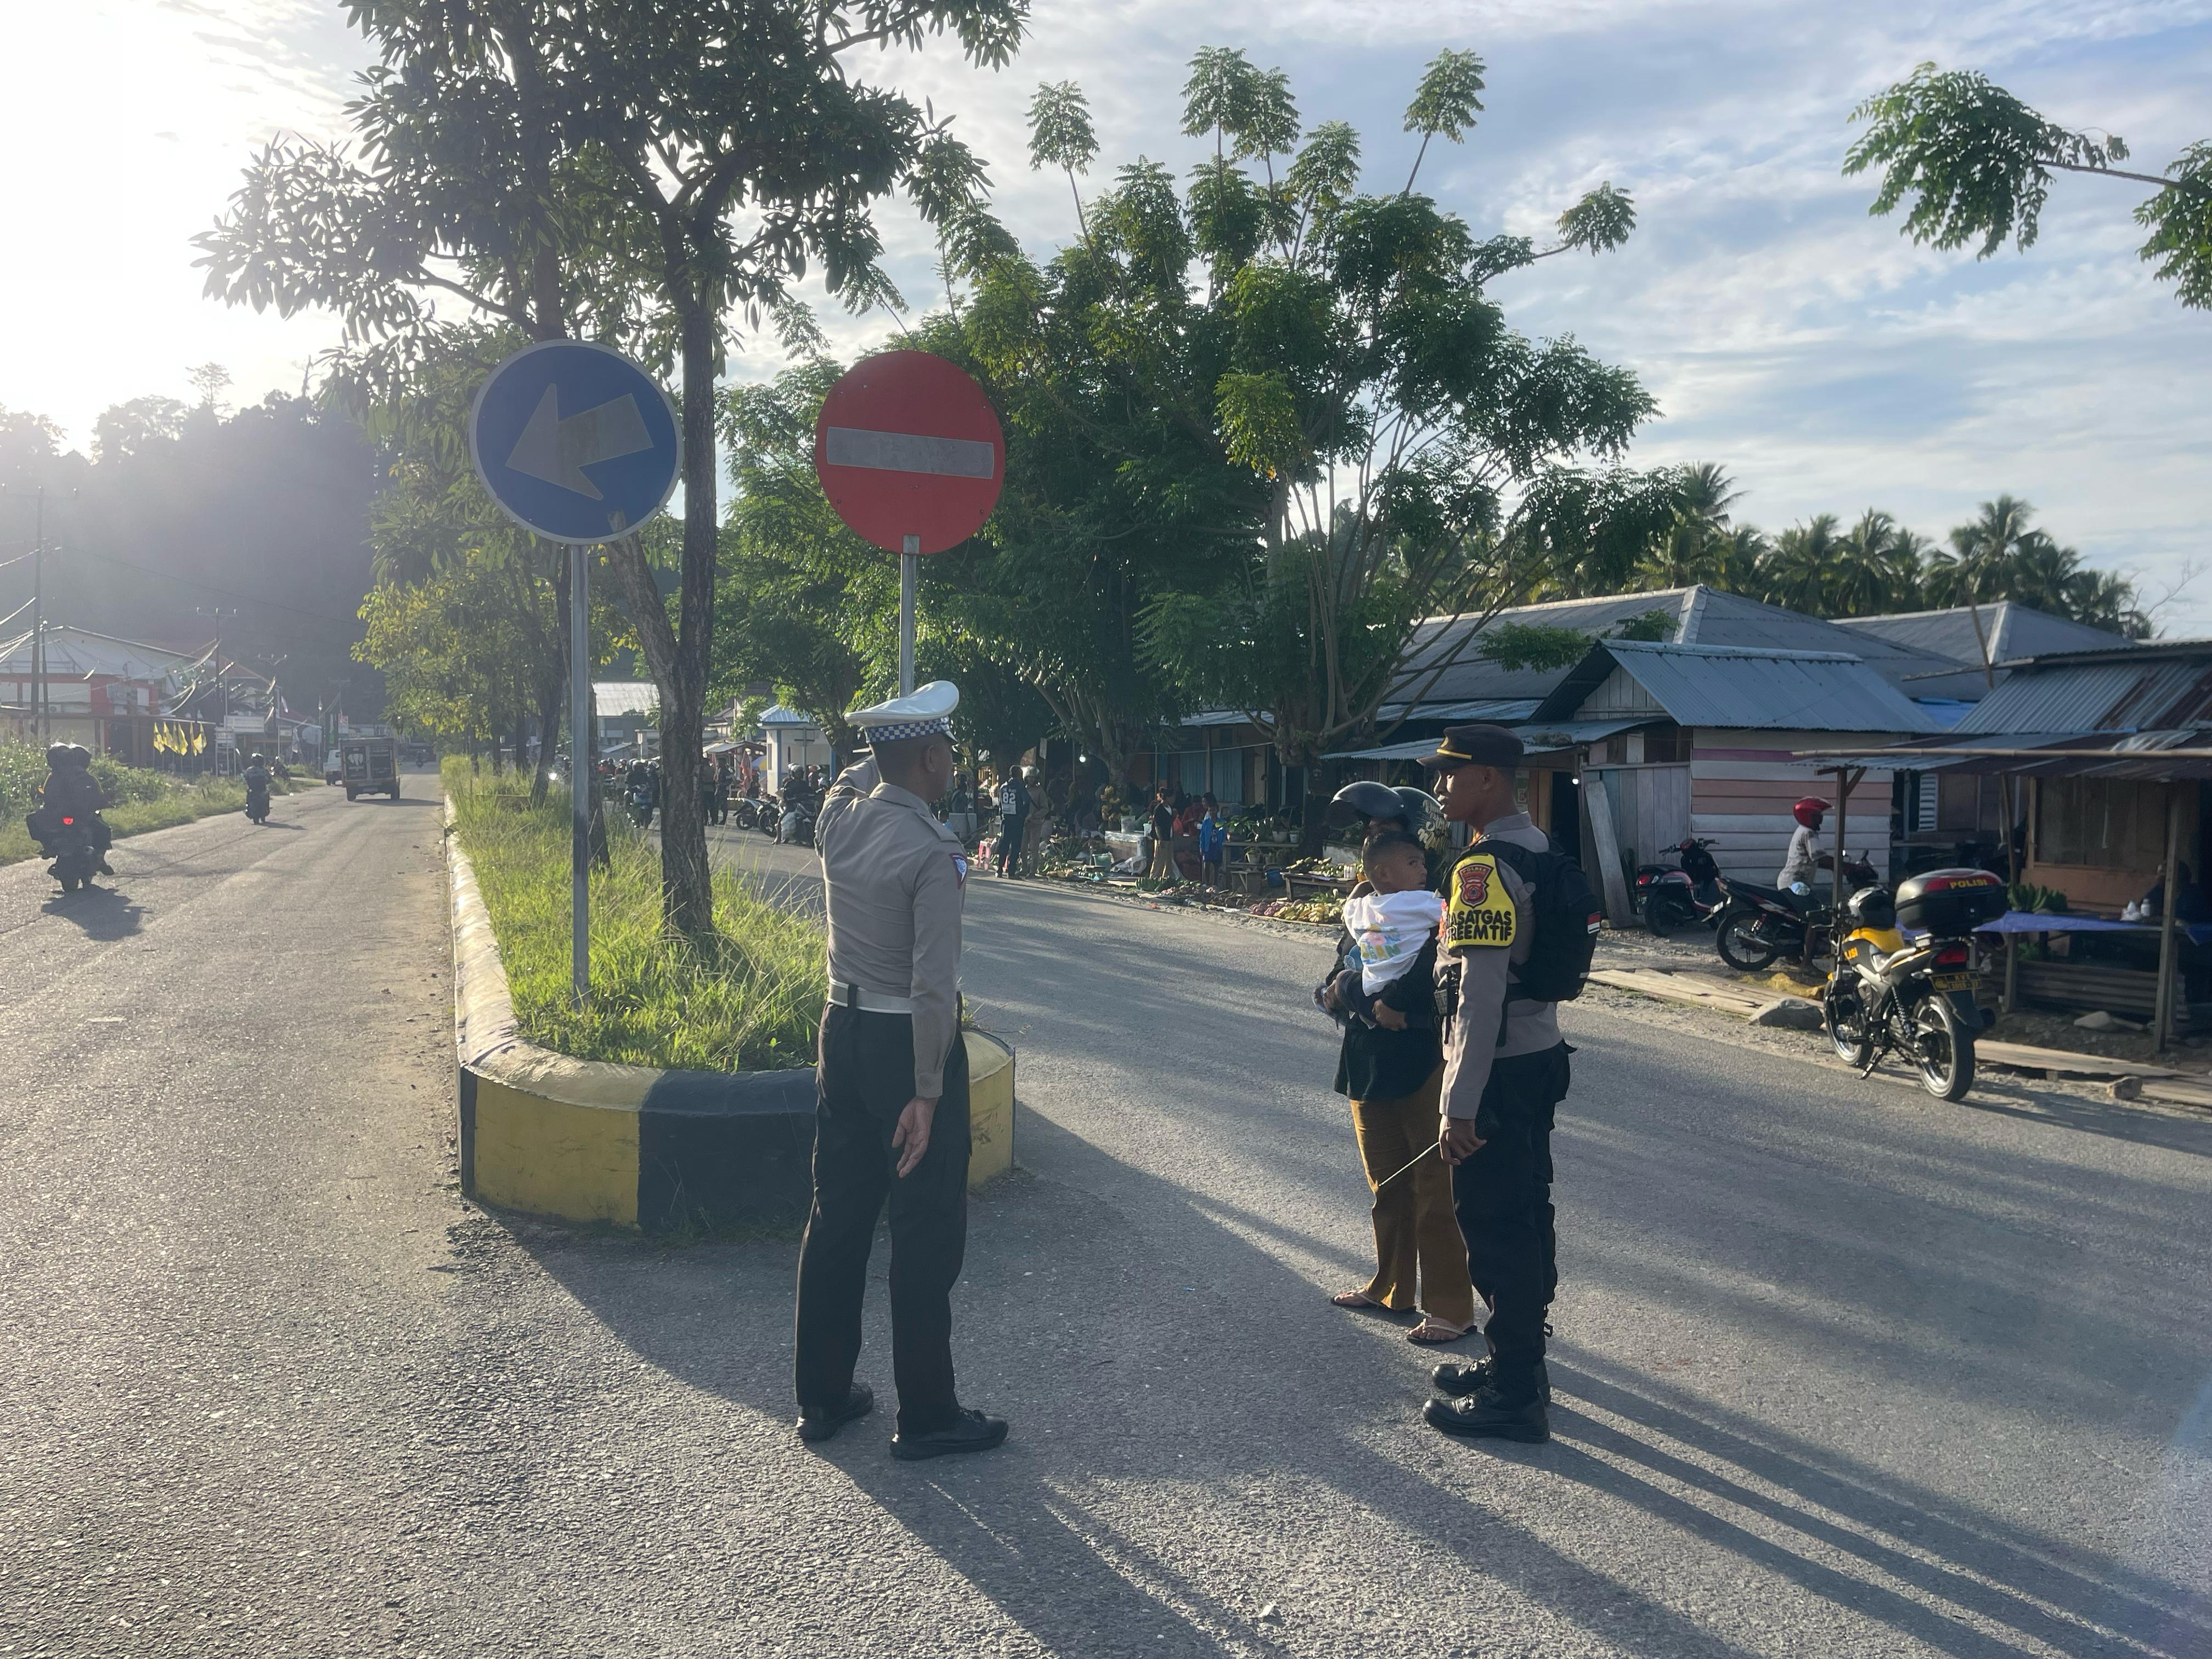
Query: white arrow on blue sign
xmin=467 ymin=340 xmax=682 ymax=545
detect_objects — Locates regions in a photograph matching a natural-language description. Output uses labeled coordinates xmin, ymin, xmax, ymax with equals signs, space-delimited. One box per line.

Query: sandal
xmin=1330 ymin=1289 xmax=1401 ymax=1314
xmin=1406 ymin=1317 xmax=1471 ymax=1344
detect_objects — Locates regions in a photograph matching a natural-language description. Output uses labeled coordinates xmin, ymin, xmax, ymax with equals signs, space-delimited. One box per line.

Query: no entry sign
xmin=812 ymin=351 xmax=1005 ymax=554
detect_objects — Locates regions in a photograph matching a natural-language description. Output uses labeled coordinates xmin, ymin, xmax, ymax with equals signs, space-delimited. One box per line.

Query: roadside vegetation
xmin=443 ymin=760 xmax=823 ymax=1073
xmin=0 ymin=740 xmax=298 ymax=867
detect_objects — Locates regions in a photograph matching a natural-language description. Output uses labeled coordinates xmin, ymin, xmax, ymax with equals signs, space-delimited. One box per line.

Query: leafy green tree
xmin=197 ymin=0 xmax=1024 ymax=941
xmin=1846 ymin=64 xmax=2212 ymax=310
xmin=91 ymin=398 xmax=189 ymax=466
xmin=951 ymin=49 xmax=1662 ymax=845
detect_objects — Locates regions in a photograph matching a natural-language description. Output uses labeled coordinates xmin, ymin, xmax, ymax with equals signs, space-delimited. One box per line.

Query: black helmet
xmin=1391 ymin=786 xmax=1445 ymax=838
xmin=45 ymin=743 xmax=69 ymax=768
xmin=1846 ymin=886 xmax=1897 ymax=931
xmin=250 ymin=753 xmax=266 ymax=765
xmin=1324 ymin=780 xmax=1411 ymax=831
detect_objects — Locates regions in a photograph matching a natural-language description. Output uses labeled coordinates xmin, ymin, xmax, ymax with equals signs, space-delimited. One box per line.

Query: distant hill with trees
xmin=0 ymin=382 xmax=383 ymax=714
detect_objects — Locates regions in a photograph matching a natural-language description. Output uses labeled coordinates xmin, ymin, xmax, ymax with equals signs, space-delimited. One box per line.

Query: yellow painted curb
xmin=445 ymin=800 xmax=1014 ymax=1231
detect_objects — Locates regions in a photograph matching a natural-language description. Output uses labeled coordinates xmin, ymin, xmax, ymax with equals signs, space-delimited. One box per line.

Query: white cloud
xmin=4 ymin=0 xmax=2209 ymax=627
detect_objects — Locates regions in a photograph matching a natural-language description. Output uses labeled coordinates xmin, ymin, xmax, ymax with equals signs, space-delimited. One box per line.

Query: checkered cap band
xmin=859 ymin=716 xmax=951 ymax=743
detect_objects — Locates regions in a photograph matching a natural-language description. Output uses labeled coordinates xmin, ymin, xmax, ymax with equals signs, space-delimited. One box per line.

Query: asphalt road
xmin=2 ymin=793 xmax=2207 ymax=1657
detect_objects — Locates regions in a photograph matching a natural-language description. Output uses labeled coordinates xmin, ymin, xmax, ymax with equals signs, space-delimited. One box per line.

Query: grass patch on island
xmin=0 ymin=740 xmax=303 ymax=867
xmin=444 ymin=758 xmax=823 ymax=1073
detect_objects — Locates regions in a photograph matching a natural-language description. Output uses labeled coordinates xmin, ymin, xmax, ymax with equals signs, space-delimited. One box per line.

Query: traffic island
xmin=447 ymin=814 xmax=1014 ymax=1234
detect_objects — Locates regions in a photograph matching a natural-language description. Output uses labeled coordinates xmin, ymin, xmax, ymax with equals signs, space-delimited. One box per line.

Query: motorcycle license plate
xmin=1932 ymin=972 xmax=1974 ymax=991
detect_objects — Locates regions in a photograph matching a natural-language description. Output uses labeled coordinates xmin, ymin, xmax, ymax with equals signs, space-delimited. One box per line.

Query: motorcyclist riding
xmin=39 ymin=743 xmax=115 ymax=875
xmin=244 ymin=753 xmax=273 ymax=823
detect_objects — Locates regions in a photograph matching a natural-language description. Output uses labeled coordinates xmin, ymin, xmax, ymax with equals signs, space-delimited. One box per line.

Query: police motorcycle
xmin=1822 ymin=869 xmax=2007 ymax=1101
xmin=727 ymin=794 xmax=761 ymax=831
xmin=1635 ymin=837 xmax=1723 ymax=938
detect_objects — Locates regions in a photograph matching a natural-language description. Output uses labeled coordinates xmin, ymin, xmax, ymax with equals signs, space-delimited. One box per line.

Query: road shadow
xmin=39 ymin=885 xmax=146 ymax=939
xmin=501 ymin=1093 xmax=2209 ymax=1658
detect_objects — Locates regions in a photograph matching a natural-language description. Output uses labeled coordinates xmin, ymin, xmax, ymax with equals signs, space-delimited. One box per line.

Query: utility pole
xmin=31 ymin=488 xmax=43 ymax=746
xmin=195 ymin=607 xmax=239 ymax=775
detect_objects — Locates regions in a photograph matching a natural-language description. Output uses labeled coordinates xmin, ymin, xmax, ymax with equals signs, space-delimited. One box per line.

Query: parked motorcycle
xmin=1712 ymin=851 xmax=1880 ymax=972
xmin=728 ymin=797 xmax=760 ymax=832
xmin=1823 ymin=869 xmax=2007 ymax=1101
xmin=1635 ymin=837 xmax=1724 ymax=937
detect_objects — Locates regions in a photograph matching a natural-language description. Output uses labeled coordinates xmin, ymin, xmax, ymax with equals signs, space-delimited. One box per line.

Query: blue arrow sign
xmin=468 ymin=341 xmax=681 ymax=545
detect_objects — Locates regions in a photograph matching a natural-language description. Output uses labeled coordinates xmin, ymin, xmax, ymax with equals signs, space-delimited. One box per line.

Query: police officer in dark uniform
xmin=1417 ymin=724 xmax=1572 ymax=1444
xmin=792 ymin=682 xmax=1008 ymax=1460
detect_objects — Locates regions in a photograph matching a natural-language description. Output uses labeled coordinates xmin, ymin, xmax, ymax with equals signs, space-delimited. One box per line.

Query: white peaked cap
xmin=849 ymin=680 xmax=960 ymax=742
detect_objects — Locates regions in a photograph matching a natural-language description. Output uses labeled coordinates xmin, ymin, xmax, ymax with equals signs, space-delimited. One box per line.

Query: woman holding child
xmin=1317 ymin=789 xmax=1475 ymax=1345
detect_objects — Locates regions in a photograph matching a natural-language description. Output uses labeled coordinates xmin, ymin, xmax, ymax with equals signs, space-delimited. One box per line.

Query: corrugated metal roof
xmin=1397 ymin=584 xmax=1966 ymax=707
xmin=758 ymin=704 xmax=816 ymax=727
xmin=1536 ymin=640 xmax=1942 ymax=733
xmin=1324 ymin=716 xmax=1651 ymax=761
xmin=1792 ymin=730 xmax=2212 ymax=781
xmin=1840 ymin=602 xmax=2130 ymax=670
xmin=1951 ymin=648 xmax=2212 ymax=735
xmin=592 ymin=681 xmax=660 ymax=717
xmin=1176 ymin=709 xmax=1272 ymax=729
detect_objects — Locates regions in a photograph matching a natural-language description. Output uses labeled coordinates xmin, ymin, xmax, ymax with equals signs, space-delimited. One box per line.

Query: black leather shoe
xmin=890 ymin=1407 xmax=1008 ymax=1461
xmin=796 ymin=1383 xmax=873 ymax=1443
xmin=1431 ymin=1355 xmax=1549 ymax=1404
xmin=1424 ymin=1385 xmax=1549 ymax=1443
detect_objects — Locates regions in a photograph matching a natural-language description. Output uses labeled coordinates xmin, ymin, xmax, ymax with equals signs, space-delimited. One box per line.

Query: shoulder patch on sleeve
xmin=1444 ymin=852 xmax=1517 ymax=951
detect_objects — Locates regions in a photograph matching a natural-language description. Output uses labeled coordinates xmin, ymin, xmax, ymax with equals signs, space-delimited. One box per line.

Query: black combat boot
xmin=1431 ymin=1353 xmax=1549 ymax=1404
xmin=795 ymin=1382 xmax=873 ymax=1443
xmin=1424 ymin=1371 xmax=1548 ymax=1443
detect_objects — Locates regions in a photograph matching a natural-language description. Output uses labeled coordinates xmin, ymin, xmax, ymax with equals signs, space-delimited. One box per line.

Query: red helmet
xmin=1793 ymin=797 xmax=1831 ymax=828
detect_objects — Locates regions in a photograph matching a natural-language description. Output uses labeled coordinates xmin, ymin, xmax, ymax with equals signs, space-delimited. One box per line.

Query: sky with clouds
xmin=5 ymin=0 xmax=2210 ymax=625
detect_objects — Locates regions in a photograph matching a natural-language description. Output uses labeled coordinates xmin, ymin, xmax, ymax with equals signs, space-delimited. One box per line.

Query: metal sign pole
xmin=899 ymin=533 xmax=919 ymax=695
xmin=569 ymin=542 xmax=591 ymax=1007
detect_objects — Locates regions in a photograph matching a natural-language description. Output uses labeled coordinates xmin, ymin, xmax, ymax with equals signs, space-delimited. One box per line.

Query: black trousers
xmin=794 ymin=1005 xmax=972 ymax=1436
xmin=1452 ymin=1042 xmax=1570 ymax=1382
xmin=995 ymin=815 xmax=1024 ymax=875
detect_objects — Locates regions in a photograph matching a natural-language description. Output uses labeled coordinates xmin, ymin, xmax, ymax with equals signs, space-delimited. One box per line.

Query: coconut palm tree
xmin=1884 ymin=528 xmax=1934 ymax=611
xmin=1758 ymin=514 xmax=1842 ymax=614
xmin=1929 ymin=494 xmax=2039 ymax=681
xmin=1635 ymin=462 xmax=1743 ymax=588
xmin=1829 ymin=509 xmax=1906 ymax=617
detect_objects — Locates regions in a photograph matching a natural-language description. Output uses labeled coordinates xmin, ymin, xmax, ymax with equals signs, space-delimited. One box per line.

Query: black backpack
xmin=1450 ymin=838 xmax=1602 ymax=1004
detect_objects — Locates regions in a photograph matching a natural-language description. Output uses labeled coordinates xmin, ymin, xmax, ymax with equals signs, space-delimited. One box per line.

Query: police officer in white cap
xmin=792 ymin=681 xmax=1008 ymax=1459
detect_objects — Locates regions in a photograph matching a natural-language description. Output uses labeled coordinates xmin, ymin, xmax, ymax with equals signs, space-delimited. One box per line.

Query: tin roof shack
xmin=1397 ymin=585 xmax=1967 ymax=718
xmin=1520 ymin=641 xmax=1942 ymax=907
xmin=1799 ymin=640 xmax=2212 ymax=1046
xmin=0 ymin=625 xmax=197 ymax=761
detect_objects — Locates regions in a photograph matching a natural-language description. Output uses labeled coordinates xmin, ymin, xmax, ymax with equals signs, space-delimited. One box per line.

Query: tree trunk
xmin=1296 ymin=743 xmax=1336 ymax=856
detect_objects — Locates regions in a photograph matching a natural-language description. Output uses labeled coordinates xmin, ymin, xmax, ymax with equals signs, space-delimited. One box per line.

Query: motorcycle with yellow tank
xmin=1821 ymin=868 xmax=2008 ymax=1101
